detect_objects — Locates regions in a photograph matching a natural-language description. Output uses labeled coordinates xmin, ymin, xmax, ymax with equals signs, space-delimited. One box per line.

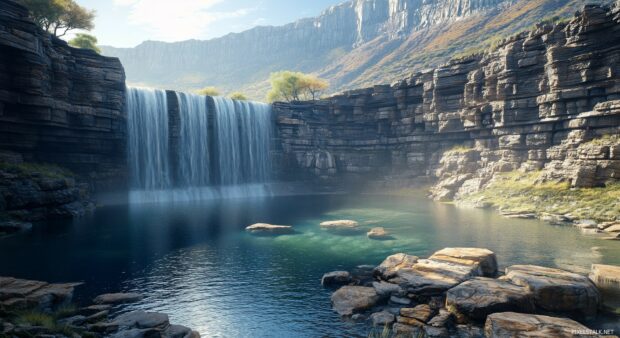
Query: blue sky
xmin=73 ymin=0 xmax=341 ymax=47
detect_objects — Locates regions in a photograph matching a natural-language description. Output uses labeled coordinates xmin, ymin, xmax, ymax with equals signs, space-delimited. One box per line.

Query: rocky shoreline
xmin=323 ymin=247 xmax=620 ymax=337
xmin=0 ymin=277 xmax=200 ymax=338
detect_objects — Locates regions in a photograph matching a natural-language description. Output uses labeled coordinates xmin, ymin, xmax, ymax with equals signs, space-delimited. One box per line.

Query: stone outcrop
xmin=0 ymin=1 xmax=126 ymax=190
xmin=324 ymin=248 xmax=612 ymax=335
xmin=273 ymin=3 xmax=620 ymax=199
xmin=0 ymin=276 xmax=200 ymax=338
xmin=245 ymin=223 xmax=295 ymax=235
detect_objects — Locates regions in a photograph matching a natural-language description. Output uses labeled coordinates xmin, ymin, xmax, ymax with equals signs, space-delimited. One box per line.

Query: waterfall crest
xmin=126 ymin=87 xmax=273 ymax=203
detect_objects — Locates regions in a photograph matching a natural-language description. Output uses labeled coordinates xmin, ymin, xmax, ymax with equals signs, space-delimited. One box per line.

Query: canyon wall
xmin=273 ymin=3 xmax=620 ymax=198
xmin=0 ymin=1 xmax=127 ymax=189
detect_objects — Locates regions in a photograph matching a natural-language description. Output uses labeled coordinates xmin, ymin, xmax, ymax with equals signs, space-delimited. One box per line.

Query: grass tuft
xmin=0 ymin=161 xmax=74 ymax=180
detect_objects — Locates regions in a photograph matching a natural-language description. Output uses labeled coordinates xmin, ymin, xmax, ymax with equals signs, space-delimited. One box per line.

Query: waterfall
xmin=127 ymin=87 xmax=170 ymax=190
xmin=177 ymin=92 xmax=210 ymax=187
xmin=126 ymin=87 xmax=273 ymax=203
xmin=213 ymin=97 xmax=272 ymax=186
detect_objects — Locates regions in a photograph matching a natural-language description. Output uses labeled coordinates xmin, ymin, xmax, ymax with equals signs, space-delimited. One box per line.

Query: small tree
xmin=69 ymin=33 xmax=100 ymax=53
xmin=266 ymin=71 xmax=329 ymax=102
xmin=18 ymin=0 xmax=95 ymax=37
xmin=229 ymin=92 xmax=248 ymax=100
xmin=196 ymin=86 xmax=220 ymax=96
xmin=300 ymin=75 xmax=329 ymax=100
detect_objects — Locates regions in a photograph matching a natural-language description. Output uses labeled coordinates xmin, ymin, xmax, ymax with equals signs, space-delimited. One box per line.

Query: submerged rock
xmin=504 ymin=265 xmax=600 ymax=318
xmin=373 ymin=253 xmax=419 ymax=279
xmin=245 ymin=223 xmax=294 ymax=235
xmin=446 ymin=277 xmax=535 ymax=321
xmin=94 ymin=293 xmax=143 ymax=305
xmin=319 ymin=220 xmax=359 ymax=229
xmin=484 ymin=312 xmax=594 ymax=338
xmin=330 ymin=286 xmax=379 ymax=316
xmin=367 ymin=227 xmax=392 ymax=240
xmin=321 ymin=271 xmax=351 ymax=287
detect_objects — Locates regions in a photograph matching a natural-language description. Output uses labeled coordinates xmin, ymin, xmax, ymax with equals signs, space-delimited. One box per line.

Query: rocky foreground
xmin=323 ymin=248 xmax=620 ymax=337
xmin=0 ymin=277 xmax=200 ymax=338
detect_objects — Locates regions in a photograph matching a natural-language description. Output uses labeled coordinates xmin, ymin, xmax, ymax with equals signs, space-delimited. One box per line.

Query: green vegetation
xmin=266 ymin=71 xmax=329 ymax=102
xmin=587 ymin=134 xmax=615 ymax=146
xmin=462 ymin=171 xmax=620 ymax=221
xmin=229 ymin=92 xmax=248 ymax=101
xmin=196 ymin=86 xmax=220 ymax=96
xmin=15 ymin=309 xmax=77 ymax=336
xmin=17 ymin=0 xmax=95 ymax=37
xmin=0 ymin=161 xmax=74 ymax=180
xmin=69 ymin=33 xmax=100 ymax=53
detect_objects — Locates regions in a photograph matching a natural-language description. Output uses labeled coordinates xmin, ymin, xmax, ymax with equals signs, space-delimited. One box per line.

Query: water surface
xmin=1 ymin=194 xmax=619 ymax=337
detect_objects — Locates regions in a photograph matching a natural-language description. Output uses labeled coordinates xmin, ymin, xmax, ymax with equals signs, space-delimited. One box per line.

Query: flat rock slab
xmin=400 ymin=304 xmax=434 ymax=323
xmin=94 ymin=293 xmax=143 ymax=305
xmin=330 ymin=286 xmax=379 ymax=316
xmin=429 ymin=247 xmax=498 ymax=277
xmin=112 ymin=311 xmax=169 ymax=330
xmin=589 ymin=264 xmax=620 ymax=289
xmin=485 ymin=312 xmax=595 ymax=338
xmin=505 ymin=265 xmax=600 ymax=318
xmin=372 ymin=281 xmax=402 ymax=298
xmin=446 ymin=277 xmax=535 ymax=321
xmin=321 ymin=271 xmax=351 ymax=287
xmin=245 ymin=223 xmax=294 ymax=235
xmin=0 ymin=277 xmax=79 ymax=311
xmin=374 ymin=253 xmax=419 ymax=279
xmin=390 ymin=258 xmax=481 ymax=296
xmin=319 ymin=220 xmax=359 ymax=229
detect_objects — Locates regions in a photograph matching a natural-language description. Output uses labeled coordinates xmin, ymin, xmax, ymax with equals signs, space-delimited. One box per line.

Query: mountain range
xmin=101 ymin=0 xmax=610 ymax=100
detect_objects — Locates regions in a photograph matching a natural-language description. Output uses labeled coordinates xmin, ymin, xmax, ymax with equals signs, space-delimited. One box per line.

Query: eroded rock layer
xmin=273 ymin=3 xmax=620 ymax=197
xmin=0 ymin=1 xmax=126 ymax=189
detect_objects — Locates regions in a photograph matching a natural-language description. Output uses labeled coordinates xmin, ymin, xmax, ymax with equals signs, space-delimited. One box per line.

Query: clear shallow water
xmin=1 ymin=194 xmax=619 ymax=337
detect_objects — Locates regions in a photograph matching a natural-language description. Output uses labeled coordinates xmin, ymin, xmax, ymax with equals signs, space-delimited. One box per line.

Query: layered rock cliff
xmin=273 ymin=3 xmax=620 ymax=208
xmin=0 ymin=1 xmax=127 ymax=188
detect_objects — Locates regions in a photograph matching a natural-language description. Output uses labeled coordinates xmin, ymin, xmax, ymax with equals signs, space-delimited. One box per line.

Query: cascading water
xmin=127 ymin=87 xmax=170 ymax=191
xmin=177 ymin=92 xmax=210 ymax=187
xmin=213 ymin=97 xmax=272 ymax=186
xmin=126 ymin=87 xmax=273 ymax=203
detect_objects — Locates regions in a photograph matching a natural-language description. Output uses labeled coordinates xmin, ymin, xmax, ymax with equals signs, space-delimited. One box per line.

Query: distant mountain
xmin=101 ymin=0 xmax=610 ymax=100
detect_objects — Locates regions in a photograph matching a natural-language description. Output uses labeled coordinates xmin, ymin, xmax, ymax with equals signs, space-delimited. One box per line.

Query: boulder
xmin=94 ymin=293 xmax=143 ymax=305
xmin=321 ymin=271 xmax=351 ymax=287
xmin=389 ymin=258 xmax=482 ymax=296
xmin=372 ymin=281 xmax=402 ymax=298
xmin=245 ymin=223 xmax=294 ymax=235
xmin=446 ymin=277 xmax=535 ymax=321
xmin=589 ymin=264 xmax=620 ymax=309
xmin=427 ymin=309 xmax=454 ymax=328
xmin=370 ymin=311 xmax=395 ymax=326
xmin=330 ymin=286 xmax=379 ymax=316
xmin=373 ymin=253 xmax=418 ymax=279
xmin=392 ymin=323 xmax=423 ymax=336
xmin=319 ymin=220 xmax=359 ymax=229
xmin=111 ymin=311 xmax=169 ymax=330
xmin=504 ymin=265 xmax=600 ymax=318
xmin=0 ymin=277 xmax=79 ymax=311
xmin=429 ymin=248 xmax=498 ymax=277
xmin=367 ymin=227 xmax=392 ymax=240
xmin=389 ymin=295 xmax=411 ymax=305
xmin=484 ymin=312 xmax=594 ymax=338
xmin=400 ymin=304 xmax=434 ymax=323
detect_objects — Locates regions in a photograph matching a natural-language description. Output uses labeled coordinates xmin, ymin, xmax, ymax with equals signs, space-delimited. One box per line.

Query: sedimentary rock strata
xmin=273 ymin=2 xmax=620 ymax=202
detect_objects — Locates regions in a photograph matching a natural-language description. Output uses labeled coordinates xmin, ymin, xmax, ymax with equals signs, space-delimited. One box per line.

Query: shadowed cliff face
xmin=100 ymin=0 xmax=605 ymax=99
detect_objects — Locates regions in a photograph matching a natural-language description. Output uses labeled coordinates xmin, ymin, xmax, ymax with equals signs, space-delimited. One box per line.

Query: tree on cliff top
xmin=18 ymin=0 xmax=95 ymax=37
xmin=266 ymin=71 xmax=329 ymax=102
xmin=69 ymin=33 xmax=100 ymax=53
xmin=197 ymin=87 xmax=220 ymax=96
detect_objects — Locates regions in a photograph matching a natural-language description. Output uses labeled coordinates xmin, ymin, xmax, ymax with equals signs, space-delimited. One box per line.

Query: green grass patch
xmin=0 ymin=162 xmax=74 ymax=180
xmin=461 ymin=171 xmax=620 ymax=221
xmin=13 ymin=307 xmax=79 ymax=336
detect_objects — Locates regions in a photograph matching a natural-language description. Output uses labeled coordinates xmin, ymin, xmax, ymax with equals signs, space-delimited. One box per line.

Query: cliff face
xmin=0 ymin=1 xmax=127 ymax=189
xmin=273 ymin=3 xmax=620 ymax=199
